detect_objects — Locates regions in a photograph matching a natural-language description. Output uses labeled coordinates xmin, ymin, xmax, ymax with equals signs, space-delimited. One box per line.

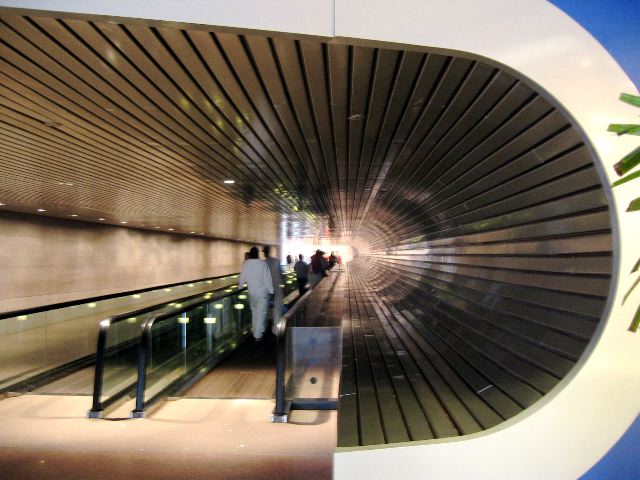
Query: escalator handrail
xmin=131 ymin=285 xmax=248 ymax=415
xmin=89 ymin=276 xmax=241 ymax=415
xmin=273 ymin=268 xmax=340 ymax=419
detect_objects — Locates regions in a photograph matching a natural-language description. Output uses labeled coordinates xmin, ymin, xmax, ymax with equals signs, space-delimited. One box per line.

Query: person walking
xmin=309 ymin=249 xmax=327 ymax=288
xmin=328 ymin=251 xmax=337 ymax=269
xmin=238 ymin=246 xmax=273 ymax=341
xmin=262 ymin=245 xmax=283 ymax=334
xmin=293 ymin=254 xmax=309 ymax=295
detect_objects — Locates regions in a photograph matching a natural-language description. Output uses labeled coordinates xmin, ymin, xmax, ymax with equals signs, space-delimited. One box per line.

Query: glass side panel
xmin=0 ymin=312 xmax=46 ymax=390
xmin=288 ymin=326 xmax=341 ymax=399
xmin=0 ymin=273 xmax=239 ymax=391
xmin=282 ymin=271 xmax=343 ymax=405
xmin=142 ymin=291 xmax=250 ymax=405
xmin=283 ymin=272 xmax=297 ymax=296
xmin=99 ymin=315 xmax=146 ymax=402
xmin=45 ymin=302 xmax=105 ymax=372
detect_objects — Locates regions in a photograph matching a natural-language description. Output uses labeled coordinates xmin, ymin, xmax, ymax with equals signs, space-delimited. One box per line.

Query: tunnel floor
xmin=0 ymin=394 xmax=335 ymax=480
xmin=183 ymin=335 xmax=277 ymax=399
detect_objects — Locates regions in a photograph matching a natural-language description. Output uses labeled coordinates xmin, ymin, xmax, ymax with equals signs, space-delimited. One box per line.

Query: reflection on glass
xmin=100 ymin=314 xmax=143 ymax=401
xmin=0 ymin=273 xmax=242 ymax=392
xmin=140 ymin=290 xmax=250 ymax=408
xmin=278 ymin=272 xmax=342 ymax=416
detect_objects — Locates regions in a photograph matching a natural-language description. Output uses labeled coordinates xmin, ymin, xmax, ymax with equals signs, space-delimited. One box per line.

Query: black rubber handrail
xmin=88 ymin=275 xmax=240 ymax=418
xmin=131 ymin=286 xmax=248 ymax=417
xmin=272 ymin=269 xmax=340 ymax=421
xmin=0 ymin=272 xmax=240 ymax=321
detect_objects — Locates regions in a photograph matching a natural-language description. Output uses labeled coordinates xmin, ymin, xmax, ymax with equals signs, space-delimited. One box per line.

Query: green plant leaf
xmin=614 ymin=145 xmax=640 ymax=175
xmin=607 ymin=124 xmax=640 ymax=136
xmin=624 ymin=275 xmax=640 ymax=304
xmin=628 ymin=197 xmax=640 ymax=211
xmin=612 ymin=169 xmax=640 ymax=187
xmin=620 ymin=93 xmax=640 ymax=108
xmin=629 ymin=305 xmax=640 ymax=333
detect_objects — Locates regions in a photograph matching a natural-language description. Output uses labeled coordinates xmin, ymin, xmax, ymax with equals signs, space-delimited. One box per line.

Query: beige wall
xmin=0 ymin=211 xmax=275 ymax=314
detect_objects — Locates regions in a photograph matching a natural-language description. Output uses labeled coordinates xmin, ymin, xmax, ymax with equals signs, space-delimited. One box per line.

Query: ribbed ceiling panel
xmin=1 ymin=13 xmax=593 ymax=246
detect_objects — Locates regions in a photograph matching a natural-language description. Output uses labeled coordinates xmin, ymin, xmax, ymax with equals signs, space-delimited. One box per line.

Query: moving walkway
xmin=0 ymin=271 xmax=300 ymax=417
xmin=0 ymin=274 xmax=241 ymax=397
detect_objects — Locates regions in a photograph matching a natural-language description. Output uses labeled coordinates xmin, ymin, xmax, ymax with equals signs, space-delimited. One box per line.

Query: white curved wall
xmin=0 ymin=0 xmax=637 ymax=478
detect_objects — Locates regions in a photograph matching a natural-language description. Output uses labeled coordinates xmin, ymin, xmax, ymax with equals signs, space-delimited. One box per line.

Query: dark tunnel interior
xmin=0 ymin=12 xmax=614 ymax=441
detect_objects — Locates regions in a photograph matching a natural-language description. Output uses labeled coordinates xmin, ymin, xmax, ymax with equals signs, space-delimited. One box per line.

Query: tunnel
xmin=0 ymin=2 xmax=637 ymax=479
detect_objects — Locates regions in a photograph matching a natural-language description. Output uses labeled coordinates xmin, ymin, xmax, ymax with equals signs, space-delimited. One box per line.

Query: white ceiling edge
xmin=0 ymin=0 xmax=336 ymax=37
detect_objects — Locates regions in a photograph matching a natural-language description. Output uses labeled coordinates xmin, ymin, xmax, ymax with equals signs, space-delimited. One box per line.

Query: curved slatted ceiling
xmin=0 ymin=12 xmax=613 ymax=442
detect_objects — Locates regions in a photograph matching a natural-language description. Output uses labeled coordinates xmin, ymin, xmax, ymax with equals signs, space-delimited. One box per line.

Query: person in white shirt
xmin=239 ymin=246 xmax=274 ymax=340
xmin=262 ymin=245 xmax=283 ymax=335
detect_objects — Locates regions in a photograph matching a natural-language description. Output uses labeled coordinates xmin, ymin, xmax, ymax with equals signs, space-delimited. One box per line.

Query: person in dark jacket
xmin=328 ymin=251 xmax=337 ymax=269
xmin=293 ymin=254 xmax=309 ymax=295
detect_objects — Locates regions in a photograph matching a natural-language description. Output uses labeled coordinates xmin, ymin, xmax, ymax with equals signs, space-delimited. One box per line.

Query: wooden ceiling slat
xmin=242 ymin=34 xmax=329 ymax=213
xmin=207 ymin=31 xmax=331 ymax=221
xmin=123 ymin=23 xmax=275 ymax=182
xmin=326 ymin=43 xmax=349 ymax=232
xmin=2 ymin=18 xmax=250 ymax=202
xmin=0 ymin=91 xmax=242 ymax=212
xmin=360 ymin=54 xmax=451 ymax=232
xmin=182 ymin=30 xmax=300 ymax=189
xmin=351 ymin=48 xmax=400 ymax=228
xmin=0 ymin=13 xmax=612 ymax=250
xmin=158 ymin=27 xmax=295 ymax=184
xmin=299 ymin=41 xmax=337 ymax=183
xmin=89 ymin=21 xmax=266 ymax=184
xmin=208 ymin=32 xmax=311 ymax=187
xmin=351 ymin=51 xmax=426 ymax=236
xmin=372 ymin=91 xmax=550 ymax=231
xmin=347 ymin=46 xmax=375 ymax=231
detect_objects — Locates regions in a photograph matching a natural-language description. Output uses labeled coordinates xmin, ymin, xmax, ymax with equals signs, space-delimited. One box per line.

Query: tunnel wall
xmin=0 ymin=1 xmax=637 ymax=479
xmin=355 ymin=74 xmax=615 ymax=417
xmin=342 ymin=50 xmax=615 ymax=439
xmin=358 ymin=196 xmax=611 ymax=424
xmin=0 ymin=211 xmax=257 ymax=313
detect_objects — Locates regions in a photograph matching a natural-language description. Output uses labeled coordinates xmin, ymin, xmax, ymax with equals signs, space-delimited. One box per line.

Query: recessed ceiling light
xmin=57 ymin=182 xmax=74 ymax=186
xmin=37 ymin=208 xmax=46 ymax=212
xmin=120 ymin=221 xmax=127 ymax=224
xmin=223 ymin=179 xmax=235 ymax=184
xmin=70 ymin=214 xmax=78 ymax=217
xmin=0 ymin=203 xmax=5 ymax=206
xmin=168 ymin=228 xmax=174 ymax=231
xmin=154 ymin=226 xmax=161 ymax=229
xmin=98 ymin=218 xmax=106 ymax=221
